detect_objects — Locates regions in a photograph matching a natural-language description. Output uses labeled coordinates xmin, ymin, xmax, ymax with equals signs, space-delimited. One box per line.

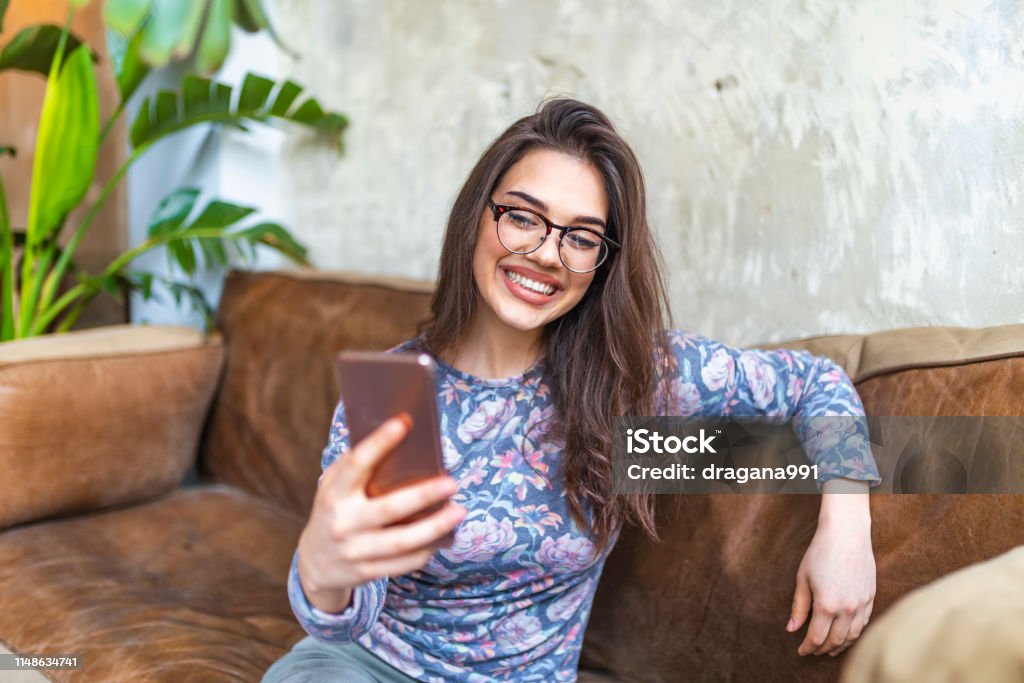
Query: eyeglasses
xmin=488 ymin=201 xmax=620 ymax=274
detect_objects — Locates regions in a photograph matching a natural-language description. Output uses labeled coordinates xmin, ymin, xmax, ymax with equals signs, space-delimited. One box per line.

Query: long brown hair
xmin=421 ymin=98 xmax=674 ymax=552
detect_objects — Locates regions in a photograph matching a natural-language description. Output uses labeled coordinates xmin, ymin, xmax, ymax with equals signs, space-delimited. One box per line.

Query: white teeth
xmin=505 ymin=269 xmax=555 ymax=295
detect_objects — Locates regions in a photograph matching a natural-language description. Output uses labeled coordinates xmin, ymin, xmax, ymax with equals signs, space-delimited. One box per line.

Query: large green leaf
xmin=147 ymin=188 xmax=200 ymax=237
xmin=138 ymin=0 xmax=204 ymax=67
xmin=143 ymin=192 xmax=308 ymax=276
xmin=105 ymin=0 xmax=282 ymax=72
xmin=104 ymin=0 xmax=152 ymax=37
xmin=129 ymin=72 xmax=348 ymax=149
xmin=26 ymin=44 xmax=99 ymax=244
xmin=231 ymin=221 xmax=307 ymax=263
xmin=195 ymin=0 xmax=230 ymax=73
xmin=232 ymin=0 xmax=270 ymax=33
xmin=115 ymin=30 xmax=151 ymax=101
xmin=0 ymin=25 xmax=95 ymax=77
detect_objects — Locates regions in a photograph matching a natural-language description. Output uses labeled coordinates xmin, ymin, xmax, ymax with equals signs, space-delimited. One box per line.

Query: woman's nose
xmin=527 ymin=231 xmax=563 ymax=269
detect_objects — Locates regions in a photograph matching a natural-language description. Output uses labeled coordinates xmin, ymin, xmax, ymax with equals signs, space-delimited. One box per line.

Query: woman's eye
xmin=567 ymin=232 xmax=599 ymax=250
xmin=509 ymin=211 xmax=540 ymax=229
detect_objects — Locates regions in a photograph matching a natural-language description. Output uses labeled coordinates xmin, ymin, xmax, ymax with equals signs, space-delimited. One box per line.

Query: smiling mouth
xmin=502 ymin=268 xmax=558 ymax=296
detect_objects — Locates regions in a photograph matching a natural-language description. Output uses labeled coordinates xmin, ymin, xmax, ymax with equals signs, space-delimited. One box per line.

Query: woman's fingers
xmin=831 ymin=609 xmax=868 ymax=656
xmin=321 ymin=415 xmax=412 ymax=494
xmin=342 ymin=502 xmax=466 ymax=561
xmin=354 ymin=546 xmax=444 ymax=583
xmin=360 ymin=475 xmax=459 ymax=529
xmin=798 ymin=608 xmax=834 ymax=656
xmin=816 ymin=610 xmax=853 ymax=655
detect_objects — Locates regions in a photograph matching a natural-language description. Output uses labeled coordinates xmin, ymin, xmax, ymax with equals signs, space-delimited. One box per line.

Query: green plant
xmin=0 ymin=0 xmax=346 ymax=341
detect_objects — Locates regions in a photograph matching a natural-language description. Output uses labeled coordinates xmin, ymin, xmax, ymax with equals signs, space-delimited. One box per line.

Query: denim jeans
xmin=262 ymin=636 xmax=422 ymax=683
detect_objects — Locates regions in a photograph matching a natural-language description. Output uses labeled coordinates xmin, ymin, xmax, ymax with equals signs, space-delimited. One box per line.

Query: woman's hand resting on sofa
xmin=788 ymin=480 xmax=875 ymax=657
xmin=296 ymin=416 xmax=467 ymax=614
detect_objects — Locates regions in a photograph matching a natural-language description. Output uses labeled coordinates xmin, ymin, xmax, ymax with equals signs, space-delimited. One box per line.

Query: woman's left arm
xmin=665 ymin=331 xmax=879 ymax=656
xmin=788 ymin=479 xmax=874 ymax=656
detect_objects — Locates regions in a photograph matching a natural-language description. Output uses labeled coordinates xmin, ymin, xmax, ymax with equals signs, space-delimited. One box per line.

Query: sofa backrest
xmin=199 ymin=269 xmax=433 ymax=518
xmin=777 ymin=324 xmax=1024 ymax=414
xmin=582 ymin=325 xmax=1024 ymax=681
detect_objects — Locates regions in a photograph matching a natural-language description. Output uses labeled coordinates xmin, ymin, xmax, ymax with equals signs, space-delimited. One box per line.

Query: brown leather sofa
xmin=1 ymin=268 xmax=1021 ymax=682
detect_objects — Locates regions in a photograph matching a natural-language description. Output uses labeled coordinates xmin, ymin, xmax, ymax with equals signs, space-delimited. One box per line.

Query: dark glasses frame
xmin=488 ymin=201 xmax=621 ymax=273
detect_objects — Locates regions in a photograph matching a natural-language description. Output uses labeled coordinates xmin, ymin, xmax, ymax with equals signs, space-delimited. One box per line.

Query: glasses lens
xmin=559 ymin=229 xmax=608 ymax=273
xmin=497 ymin=209 xmax=546 ymax=254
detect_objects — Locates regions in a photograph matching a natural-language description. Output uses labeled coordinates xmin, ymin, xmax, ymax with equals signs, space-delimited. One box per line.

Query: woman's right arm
xmin=288 ymin=406 xmax=464 ymax=644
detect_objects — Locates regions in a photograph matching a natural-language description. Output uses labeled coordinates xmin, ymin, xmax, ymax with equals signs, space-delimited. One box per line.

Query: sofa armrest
xmin=0 ymin=324 xmax=224 ymax=530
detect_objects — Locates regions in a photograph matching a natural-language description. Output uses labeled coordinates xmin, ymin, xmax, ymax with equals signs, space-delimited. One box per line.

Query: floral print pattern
xmin=287 ymin=331 xmax=880 ymax=681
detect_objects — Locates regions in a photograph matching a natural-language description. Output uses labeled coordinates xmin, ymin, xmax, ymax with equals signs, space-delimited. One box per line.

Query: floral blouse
xmin=287 ymin=331 xmax=880 ymax=682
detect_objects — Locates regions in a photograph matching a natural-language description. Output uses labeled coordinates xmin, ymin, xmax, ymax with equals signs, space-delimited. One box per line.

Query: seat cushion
xmin=0 ymin=485 xmax=305 ymax=682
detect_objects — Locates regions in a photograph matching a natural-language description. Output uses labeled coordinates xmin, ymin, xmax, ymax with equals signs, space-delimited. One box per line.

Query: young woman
xmin=264 ymin=99 xmax=880 ymax=683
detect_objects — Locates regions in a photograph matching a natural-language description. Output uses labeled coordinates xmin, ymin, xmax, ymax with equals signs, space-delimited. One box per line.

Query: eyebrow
xmin=504 ymin=190 xmax=607 ymax=230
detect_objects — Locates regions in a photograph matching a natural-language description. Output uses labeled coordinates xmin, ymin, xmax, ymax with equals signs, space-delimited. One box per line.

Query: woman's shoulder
xmin=663 ymin=328 xmax=727 ymax=354
xmin=385 ymin=336 xmax=427 ymax=354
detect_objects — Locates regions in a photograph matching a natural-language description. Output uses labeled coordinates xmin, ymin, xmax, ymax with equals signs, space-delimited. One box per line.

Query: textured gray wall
xmin=275 ymin=0 xmax=1023 ymax=345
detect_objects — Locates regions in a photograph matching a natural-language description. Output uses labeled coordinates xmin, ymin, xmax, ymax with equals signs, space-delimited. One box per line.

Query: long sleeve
xmin=287 ymin=399 xmax=388 ymax=643
xmin=664 ymin=330 xmax=881 ymax=484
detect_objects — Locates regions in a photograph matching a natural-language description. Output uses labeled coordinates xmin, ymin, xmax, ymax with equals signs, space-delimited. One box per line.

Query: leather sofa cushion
xmin=0 ymin=485 xmax=305 ymax=682
xmin=0 ymin=325 xmax=223 ymax=530
xmin=200 ymin=269 xmax=433 ymax=518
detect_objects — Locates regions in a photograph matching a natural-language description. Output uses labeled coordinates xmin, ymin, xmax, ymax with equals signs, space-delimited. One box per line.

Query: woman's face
xmin=472 ymin=148 xmax=609 ymax=336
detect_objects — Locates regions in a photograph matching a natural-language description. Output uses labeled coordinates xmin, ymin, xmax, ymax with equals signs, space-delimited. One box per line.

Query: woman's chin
xmin=497 ymin=311 xmax=548 ymax=334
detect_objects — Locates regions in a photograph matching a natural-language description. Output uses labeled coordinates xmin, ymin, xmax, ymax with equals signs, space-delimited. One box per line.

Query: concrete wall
xmin=178 ymin=0 xmax=1024 ymax=345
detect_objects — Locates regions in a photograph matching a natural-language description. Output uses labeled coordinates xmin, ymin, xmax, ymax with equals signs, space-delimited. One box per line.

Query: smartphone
xmin=334 ymin=351 xmax=451 ymax=531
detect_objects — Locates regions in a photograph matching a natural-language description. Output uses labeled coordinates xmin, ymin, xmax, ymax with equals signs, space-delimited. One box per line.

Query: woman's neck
xmin=443 ymin=310 xmax=544 ymax=380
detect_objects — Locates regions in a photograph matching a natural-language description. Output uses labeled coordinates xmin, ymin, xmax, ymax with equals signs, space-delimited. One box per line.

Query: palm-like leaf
xmin=146 ymin=188 xmax=307 ymax=277
xmin=129 ymin=72 xmax=347 ymax=150
xmin=0 ymin=25 xmax=96 ymax=77
xmin=26 ymin=44 xmax=99 ymax=244
xmin=104 ymin=0 xmax=280 ymax=73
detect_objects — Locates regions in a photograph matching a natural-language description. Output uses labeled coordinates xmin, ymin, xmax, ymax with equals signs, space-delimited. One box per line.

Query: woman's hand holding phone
xmin=296 ymin=415 xmax=467 ymax=615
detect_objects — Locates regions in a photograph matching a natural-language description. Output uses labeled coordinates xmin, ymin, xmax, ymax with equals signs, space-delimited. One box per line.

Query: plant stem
xmin=17 ymin=246 xmax=55 ymax=337
xmin=30 ymin=282 xmax=88 ymax=336
xmin=0 ymin=177 xmax=15 ymax=341
xmin=99 ymin=99 xmax=126 ymax=147
xmin=55 ymin=291 xmax=92 ymax=334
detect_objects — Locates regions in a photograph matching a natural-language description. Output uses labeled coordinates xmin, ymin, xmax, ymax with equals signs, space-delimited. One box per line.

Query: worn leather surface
xmin=841 ymin=546 xmax=1024 ymax=683
xmin=200 ymin=269 xmax=433 ymax=519
xmin=0 ymin=325 xmax=223 ymax=530
xmin=582 ymin=328 xmax=1024 ymax=681
xmin=0 ymin=486 xmax=305 ymax=682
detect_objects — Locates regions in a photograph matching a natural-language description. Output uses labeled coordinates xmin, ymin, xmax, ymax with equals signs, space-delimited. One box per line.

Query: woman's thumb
xmin=787 ymin=576 xmax=811 ymax=632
